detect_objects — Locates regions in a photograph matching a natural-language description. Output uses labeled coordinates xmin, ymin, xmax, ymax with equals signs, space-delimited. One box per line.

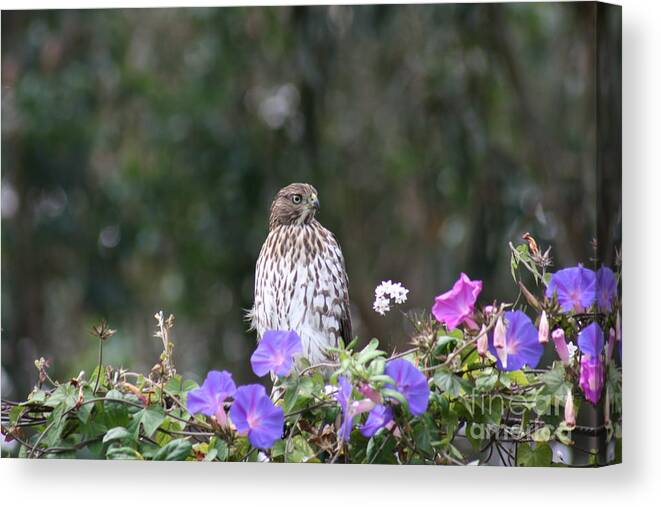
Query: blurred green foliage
xmin=1 ymin=4 xmax=620 ymax=398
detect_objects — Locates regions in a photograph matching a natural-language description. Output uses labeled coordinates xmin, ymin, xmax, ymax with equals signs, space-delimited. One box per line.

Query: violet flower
xmin=577 ymin=322 xmax=605 ymax=358
xmin=336 ymin=376 xmax=355 ymax=441
xmin=432 ymin=273 xmax=483 ymax=330
xmin=488 ymin=311 xmax=543 ymax=371
xmin=384 ymin=359 xmax=429 ymax=416
xmin=250 ymin=330 xmax=302 ymax=377
xmin=596 ymin=266 xmax=618 ymax=312
xmin=579 ymin=355 xmax=605 ymax=405
xmin=359 ymin=404 xmax=393 ymax=438
xmin=546 ymin=265 xmax=597 ymax=313
xmin=186 ymin=370 xmax=237 ymax=427
xmin=229 ymin=384 xmax=284 ymax=449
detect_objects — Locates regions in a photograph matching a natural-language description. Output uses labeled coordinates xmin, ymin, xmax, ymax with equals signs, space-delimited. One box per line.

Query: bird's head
xmin=269 ymin=183 xmax=320 ymax=229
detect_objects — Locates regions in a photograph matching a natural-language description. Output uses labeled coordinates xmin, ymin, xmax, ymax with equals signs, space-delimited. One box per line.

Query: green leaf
xmin=517 ymin=442 xmax=553 ymax=467
xmin=434 ymin=335 xmax=458 ymax=355
xmin=355 ymin=339 xmax=385 ymax=365
xmin=555 ymin=422 xmax=574 ymax=446
xmin=102 ymin=426 xmax=132 ymax=444
xmin=209 ymin=437 xmax=229 ymax=462
xmin=44 ymin=384 xmax=77 ymax=410
xmin=505 ymin=370 xmax=529 ymax=386
xmin=152 ymin=438 xmax=192 ymax=461
xmin=43 ymin=404 xmax=69 ymax=448
xmin=27 ymin=389 xmax=47 ymax=404
xmin=433 ymin=368 xmax=470 ymax=397
xmin=368 ymin=374 xmax=395 ymax=385
xmin=482 ymin=395 xmax=503 ymax=426
xmin=131 ymin=405 xmax=165 ymax=439
xmin=106 ymin=446 xmax=143 ymax=460
xmin=412 ymin=415 xmax=436 ymax=456
xmin=474 ymin=372 xmax=498 ymax=392
xmin=76 ymin=387 xmax=96 ymax=424
xmin=381 ymin=388 xmax=407 ymax=406
xmin=366 ymin=434 xmax=397 ymax=464
xmin=541 ymin=365 xmax=566 ymax=395
xmin=284 ymin=435 xmax=317 ymax=463
xmin=8 ymin=405 xmax=24 ymax=426
xmin=531 ymin=426 xmax=552 ymax=442
xmin=283 ymin=377 xmax=314 ymax=413
xmin=465 ymin=422 xmax=486 ymax=450
xmin=164 ymin=375 xmax=198 ymax=397
xmin=103 ymin=389 xmax=131 ymax=427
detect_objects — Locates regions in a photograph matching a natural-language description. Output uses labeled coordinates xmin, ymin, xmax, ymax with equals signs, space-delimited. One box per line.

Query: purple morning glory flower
xmin=250 ymin=330 xmax=303 ymax=377
xmin=596 ymin=266 xmax=618 ymax=312
xmin=546 ymin=265 xmax=597 ymax=313
xmin=579 ymin=355 xmax=604 ymax=405
xmin=359 ymin=404 xmax=393 ymax=438
xmin=336 ymin=376 xmax=355 ymax=441
xmin=577 ymin=322 xmax=605 ymax=358
xmin=432 ymin=273 xmax=483 ymax=330
xmin=488 ymin=311 xmax=544 ymax=371
xmin=229 ymin=384 xmax=284 ymax=449
xmin=186 ymin=370 xmax=237 ymax=423
xmin=384 ymin=359 xmax=430 ymax=416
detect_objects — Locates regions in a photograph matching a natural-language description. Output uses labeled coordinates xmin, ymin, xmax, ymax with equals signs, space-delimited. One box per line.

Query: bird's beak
xmin=310 ymin=194 xmax=320 ymax=212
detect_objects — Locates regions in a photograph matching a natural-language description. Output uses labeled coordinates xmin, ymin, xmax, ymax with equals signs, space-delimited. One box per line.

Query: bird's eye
xmin=291 ymin=194 xmax=302 ymax=204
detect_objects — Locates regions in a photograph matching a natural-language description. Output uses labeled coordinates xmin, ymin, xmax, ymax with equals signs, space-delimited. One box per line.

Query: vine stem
xmin=93 ymin=340 xmax=104 ymax=395
xmin=422 ymin=309 xmax=502 ymax=373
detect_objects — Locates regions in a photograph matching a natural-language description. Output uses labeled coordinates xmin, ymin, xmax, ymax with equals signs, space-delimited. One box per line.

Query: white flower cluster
xmin=373 ymin=280 xmax=409 ymax=315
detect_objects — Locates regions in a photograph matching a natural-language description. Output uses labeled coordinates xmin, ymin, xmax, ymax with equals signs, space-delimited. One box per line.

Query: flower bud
xmin=358 ymin=383 xmax=383 ymax=404
xmin=484 ymin=305 xmax=496 ymax=318
xmin=538 ymin=311 xmax=549 ymax=344
xmin=493 ymin=316 xmax=507 ymax=368
xmin=552 ymin=328 xmax=570 ymax=364
xmin=564 ymin=390 xmax=576 ymax=428
xmin=477 ymin=324 xmax=489 ymax=356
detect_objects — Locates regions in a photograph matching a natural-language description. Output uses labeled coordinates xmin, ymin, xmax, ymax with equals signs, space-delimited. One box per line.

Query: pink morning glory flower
xmin=385 ymin=359 xmax=430 ymax=416
xmin=488 ymin=311 xmax=544 ymax=371
xmin=186 ymin=370 xmax=237 ymax=426
xmin=359 ymin=404 xmax=393 ymax=438
xmin=432 ymin=273 xmax=483 ymax=330
xmin=546 ymin=265 xmax=597 ymax=313
xmin=229 ymin=384 xmax=284 ymax=449
xmin=250 ymin=330 xmax=303 ymax=377
xmin=579 ymin=355 xmax=604 ymax=405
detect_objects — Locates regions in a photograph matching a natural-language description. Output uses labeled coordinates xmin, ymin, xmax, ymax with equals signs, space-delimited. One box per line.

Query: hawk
xmin=249 ymin=183 xmax=352 ymax=366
